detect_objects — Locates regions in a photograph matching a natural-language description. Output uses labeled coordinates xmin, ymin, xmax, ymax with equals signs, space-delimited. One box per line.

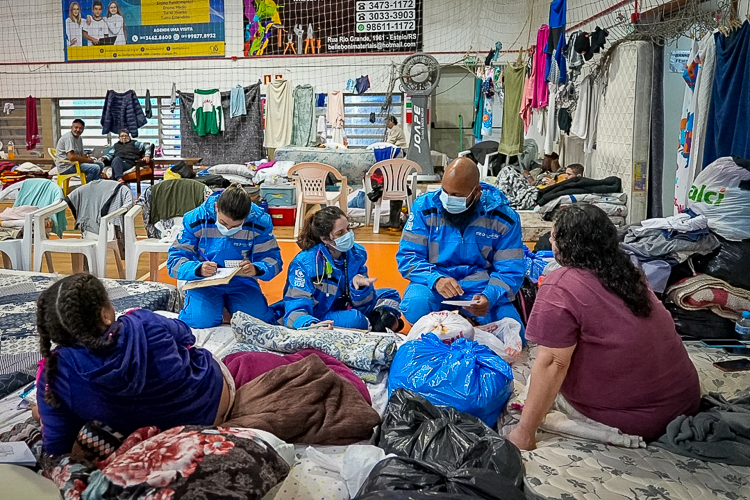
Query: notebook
xmin=183 ymin=267 xmax=241 ymax=291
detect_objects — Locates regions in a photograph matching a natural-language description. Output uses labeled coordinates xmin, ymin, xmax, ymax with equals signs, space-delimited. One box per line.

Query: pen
xmin=196 ymin=248 xmax=210 ymax=261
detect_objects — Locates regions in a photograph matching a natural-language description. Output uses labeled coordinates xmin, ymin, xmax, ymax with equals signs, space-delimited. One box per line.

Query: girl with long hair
xmin=105 ymin=1 xmax=126 ymax=45
xmin=65 ymin=2 xmax=83 ymax=47
xmin=280 ymin=206 xmax=402 ymax=331
xmin=36 ymin=274 xmax=232 ymax=456
xmin=508 ymin=204 xmax=700 ymax=450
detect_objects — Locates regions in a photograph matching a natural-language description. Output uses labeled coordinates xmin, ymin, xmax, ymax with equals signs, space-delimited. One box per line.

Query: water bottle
xmin=7 ymin=140 xmax=14 ymax=160
xmin=736 ymin=311 xmax=750 ymax=341
xmin=260 ymin=198 xmax=269 ymax=213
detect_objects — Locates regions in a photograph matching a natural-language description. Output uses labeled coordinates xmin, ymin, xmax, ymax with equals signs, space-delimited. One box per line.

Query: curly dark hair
xmin=553 ymin=204 xmax=653 ymax=317
xmin=297 ymin=206 xmax=347 ymax=250
xmin=37 ymin=274 xmax=117 ymax=407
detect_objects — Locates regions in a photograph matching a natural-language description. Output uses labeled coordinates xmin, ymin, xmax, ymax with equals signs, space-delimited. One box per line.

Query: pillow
xmin=208 ymin=164 xmax=254 ymax=180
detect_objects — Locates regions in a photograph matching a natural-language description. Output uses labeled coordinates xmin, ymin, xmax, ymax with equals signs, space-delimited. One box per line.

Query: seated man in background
xmin=565 ymin=163 xmax=584 ymax=179
xmin=396 ymin=157 xmax=525 ymax=328
xmin=525 ymin=152 xmax=560 ymax=185
xmin=385 ymin=115 xmax=408 ymax=149
xmin=100 ymin=129 xmax=151 ymax=182
xmin=54 ymin=119 xmax=103 ymax=181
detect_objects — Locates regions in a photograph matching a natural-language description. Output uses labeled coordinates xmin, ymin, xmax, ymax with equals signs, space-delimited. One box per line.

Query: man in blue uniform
xmin=167 ymin=185 xmax=282 ymax=328
xmin=396 ymin=157 xmax=525 ymax=328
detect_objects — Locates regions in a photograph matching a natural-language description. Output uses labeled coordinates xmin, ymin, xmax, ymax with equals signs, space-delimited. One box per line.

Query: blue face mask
xmin=440 ymin=188 xmax=476 ymax=214
xmin=333 ymin=230 xmax=355 ymax=252
xmin=216 ymin=221 xmax=242 ymax=237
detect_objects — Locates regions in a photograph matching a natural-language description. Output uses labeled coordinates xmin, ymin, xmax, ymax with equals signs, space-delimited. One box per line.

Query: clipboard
xmin=183 ymin=267 xmax=241 ymax=290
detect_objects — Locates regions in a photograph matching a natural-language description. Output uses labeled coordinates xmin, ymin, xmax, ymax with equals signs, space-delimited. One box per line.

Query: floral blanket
xmin=228 ymin=311 xmax=400 ymax=383
xmin=50 ymin=426 xmax=290 ymax=500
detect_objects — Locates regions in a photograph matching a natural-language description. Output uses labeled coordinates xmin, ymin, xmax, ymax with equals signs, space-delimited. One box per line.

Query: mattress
xmin=274 ymin=147 xmax=376 ymax=184
xmin=593 ymin=41 xmax=653 ymax=225
xmin=0 ymin=270 xmax=182 ymax=360
xmin=501 ymin=343 xmax=750 ymax=500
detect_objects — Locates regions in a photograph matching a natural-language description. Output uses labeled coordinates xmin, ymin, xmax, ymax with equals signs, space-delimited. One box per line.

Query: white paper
xmin=442 ymin=299 xmax=480 ymax=306
xmin=199 ymin=267 xmax=236 ymax=282
xmin=0 ymin=442 xmax=37 ymax=466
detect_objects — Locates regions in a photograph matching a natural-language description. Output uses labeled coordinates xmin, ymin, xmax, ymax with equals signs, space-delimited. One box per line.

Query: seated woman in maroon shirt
xmin=508 ymin=204 xmax=700 ymax=450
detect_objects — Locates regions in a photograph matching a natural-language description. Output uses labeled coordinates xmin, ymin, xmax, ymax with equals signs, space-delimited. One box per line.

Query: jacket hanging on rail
xmin=101 ymin=90 xmax=148 ymax=137
xmin=191 ymin=89 xmax=225 ymax=136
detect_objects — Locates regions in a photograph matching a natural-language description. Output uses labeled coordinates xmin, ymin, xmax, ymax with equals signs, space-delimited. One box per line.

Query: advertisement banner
xmin=62 ymin=0 xmax=225 ymax=61
xmin=244 ymin=0 xmax=423 ymax=56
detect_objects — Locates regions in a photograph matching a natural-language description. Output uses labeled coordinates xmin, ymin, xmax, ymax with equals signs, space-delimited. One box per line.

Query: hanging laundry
xmin=316 ymin=93 xmax=326 ymax=107
xmin=533 ymin=25 xmax=550 ymax=108
xmin=544 ymin=82 xmax=559 ymax=155
xmin=25 ymin=96 xmax=39 ymax=151
xmin=565 ymin=31 xmax=585 ymax=80
xmin=498 ymin=63 xmax=526 ymax=156
xmin=687 ymin=31 xmax=716 ymax=177
xmin=547 ymin=31 xmax=568 ymax=85
xmin=3 ymin=103 xmax=14 ymax=115
xmin=291 ymin=84 xmax=316 ymax=147
xmin=327 ymin=90 xmax=345 ymax=144
xmin=145 ymin=89 xmax=152 ymax=119
xmin=264 ymin=79 xmax=293 ymax=149
xmin=472 ymin=77 xmax=485 ymax=141
xmin=546 ymin=0 xmax=566 ymax=60
xmin=481 ymin=97 xmax=494 ymax=138
xmin=674 ymin=40 xmax=699 ymax=215
xmin=521 ymin=56 xmax=535 ymax=132
xmin=170 ymin=83 xmax=177 ymax=113
xmin=345 ymin=79 xmax=356 ymax=93
xmin=190 ymin=89 xmax=224 ymax=136
xmin=355 ymin=75 xmax=371 ymax=94
xmin=101 ymin=89 xmax=148 ymax=137
xmin=570 ymin=75 xmax=591 ymax=140
xmin=704 ymin=22 xmax=750 ymax=167
xmin=317 ymin=115 xmax=327 ymax=144
xmin=230 ymin=85 xmax=247 ymax=118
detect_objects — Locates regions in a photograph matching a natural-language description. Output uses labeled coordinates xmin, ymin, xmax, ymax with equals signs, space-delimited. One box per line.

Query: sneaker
xmin=102 ymin=167 xmax=113 ymax=179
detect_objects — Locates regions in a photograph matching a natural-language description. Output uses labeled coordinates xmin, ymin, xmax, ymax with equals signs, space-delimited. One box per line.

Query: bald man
xmin=396 ymin=157 xmax=526 ymax=329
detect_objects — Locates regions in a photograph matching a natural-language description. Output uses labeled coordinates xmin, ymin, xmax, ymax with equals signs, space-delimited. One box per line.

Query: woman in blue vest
xmin=281 ymin=206 xmax=402 ymax=331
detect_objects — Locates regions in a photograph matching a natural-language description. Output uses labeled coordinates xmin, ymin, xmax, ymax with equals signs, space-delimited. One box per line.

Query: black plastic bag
xmin=512 ymin=277 xmax=537 ymax=326
xmin=378 ymin=390 xmax=524 ymax=489
xmin=694 ymin=236 xmax=750 ymax=290
xmin=667 ymin=304 xmax=736 ymax=340
xmin=355 ymin=457 xmax=525 ymax=500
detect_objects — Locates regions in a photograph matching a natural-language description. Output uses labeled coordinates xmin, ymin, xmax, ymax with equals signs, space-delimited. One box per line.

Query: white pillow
xmin=208 ymin=164 xmax=254 ymax=179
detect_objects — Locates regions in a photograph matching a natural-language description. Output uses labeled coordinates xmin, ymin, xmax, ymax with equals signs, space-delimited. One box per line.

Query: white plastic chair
xmin=364 ymin=159 xmax=421 ymax=233
xmin=287 ymin=162 xmax=349 ymax=238
xmin=124 ymin=205 xmax=184 ymax=281
xmin=33 ymin=201 xmax=127 ymax=278
xmin=0 ymin=180 xmax=63 ymax=271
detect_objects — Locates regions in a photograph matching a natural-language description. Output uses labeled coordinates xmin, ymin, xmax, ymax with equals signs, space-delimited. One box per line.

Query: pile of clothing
xmin=0 ymin=161 xmax=48 ymax=188
xmin=535 ymin=175 xmax=624 ymax=223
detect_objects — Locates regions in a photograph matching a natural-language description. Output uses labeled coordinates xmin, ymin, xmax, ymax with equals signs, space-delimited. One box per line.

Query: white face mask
xmin=440 ymin=187 xmax=476 ymax=214
xmin=216 ymin=221 xmax=241 ymax=237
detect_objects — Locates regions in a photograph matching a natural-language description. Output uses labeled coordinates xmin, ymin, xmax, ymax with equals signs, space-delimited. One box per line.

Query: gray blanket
xmin=653 ymin=389 xmax=750 ymax=466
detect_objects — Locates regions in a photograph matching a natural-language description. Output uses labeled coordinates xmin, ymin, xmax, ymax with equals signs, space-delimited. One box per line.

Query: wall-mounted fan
xmin=399 ymin=53 xmax=441 ymax=176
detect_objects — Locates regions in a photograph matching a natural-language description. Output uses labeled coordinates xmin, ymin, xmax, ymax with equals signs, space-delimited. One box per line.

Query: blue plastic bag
xmin=388 ymin=333 xmax=514 ymax=426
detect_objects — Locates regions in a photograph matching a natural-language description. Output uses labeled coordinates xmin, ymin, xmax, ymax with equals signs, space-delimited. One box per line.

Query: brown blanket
xmin=223 ymin=354 xmax=380 ymax=445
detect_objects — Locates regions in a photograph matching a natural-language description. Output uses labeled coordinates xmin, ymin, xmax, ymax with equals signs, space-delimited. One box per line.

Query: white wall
xmin=0 ymin=0 xmax=540 ymax=98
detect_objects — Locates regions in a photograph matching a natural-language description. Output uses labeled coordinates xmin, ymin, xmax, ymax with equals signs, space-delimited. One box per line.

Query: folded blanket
xmin=229 ymin=311 xmax=399 ymax=383
xmin=537 ymin=192 xmax=627 ymax=218
xmin=537 ymin=176 xmax=622 ymax=206
xmin=665 ymin=274 xmax=750 ymax=321
xmin=223 ymin=349 xmax=371 ymax=404
xmin=223 ymin=355 xmax=380 ymax=445
xmin=512 ymin=376 xmax=646 ymax=448
xmin=654 ymin=390 xmax=750 ymax=466
xmin=623 ymin=227 xmax=720 ymax=263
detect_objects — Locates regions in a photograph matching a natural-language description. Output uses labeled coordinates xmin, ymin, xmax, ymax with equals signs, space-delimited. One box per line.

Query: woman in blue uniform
xmin=281 ymin=206 xmax=402 ymax=331
xmin=167 ymin=184 xmax=283 ymax=328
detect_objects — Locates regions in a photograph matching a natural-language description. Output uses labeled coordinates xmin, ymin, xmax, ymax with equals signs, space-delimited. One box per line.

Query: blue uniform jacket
xmin=167 ymin=191 xmax=282 ymax=282
xmin=282 ymin=243 xmax=391 ymax=329
xmin=396 ymin=183 xmax=524 ymax=305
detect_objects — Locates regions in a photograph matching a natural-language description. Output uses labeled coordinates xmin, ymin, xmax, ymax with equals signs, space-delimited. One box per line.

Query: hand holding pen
xmin=197 ymin=248 xmax=218 ymax=277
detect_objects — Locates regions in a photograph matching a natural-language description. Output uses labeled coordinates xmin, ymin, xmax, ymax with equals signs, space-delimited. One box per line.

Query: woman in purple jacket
xmin=36 ymin=274 xmax=231 ymax=456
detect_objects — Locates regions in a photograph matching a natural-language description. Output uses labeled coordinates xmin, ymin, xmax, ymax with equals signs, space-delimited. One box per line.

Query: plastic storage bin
xmin=260 ymin=185 xmax=296 ymax=207
xmin=267 ymin=206 xmax=297 ymax=226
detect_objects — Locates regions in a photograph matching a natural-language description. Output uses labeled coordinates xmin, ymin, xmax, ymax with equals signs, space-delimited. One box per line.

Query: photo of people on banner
xmin=243 ymin=0 xmax=423 ymax=56
xmin=62 ymin=0 xmax=225 ymax=61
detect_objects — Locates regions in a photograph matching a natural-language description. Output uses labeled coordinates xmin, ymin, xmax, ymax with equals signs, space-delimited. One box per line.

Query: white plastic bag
xmin=474 ymin=318 xmax=523 ymax=362
xmin=687 ymin=157 xmax=750 ymax=241
xmin=406 ymin=311 xmax=475 ymax=343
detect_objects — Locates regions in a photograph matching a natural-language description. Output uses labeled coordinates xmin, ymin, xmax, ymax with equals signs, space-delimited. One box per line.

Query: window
xmin=56 ymin=97 xmax=180 ymax=157
xmin=0 ymin=98 xmax=43 ymax=151
xmin=314 ymin=93 xmax=403 ymax=148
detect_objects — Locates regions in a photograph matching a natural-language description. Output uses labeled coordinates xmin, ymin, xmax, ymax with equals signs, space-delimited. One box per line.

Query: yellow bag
xmin=163 ymin=168 xmax=181 ymax=180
